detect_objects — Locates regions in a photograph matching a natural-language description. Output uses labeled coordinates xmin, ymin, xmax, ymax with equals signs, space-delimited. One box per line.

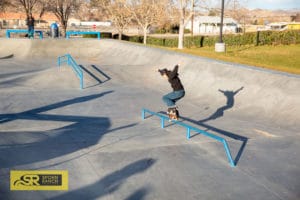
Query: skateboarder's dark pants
xmin=163 ymin=90 xmax=185 ymax=107
xmin=28 ymin=26 xmax=34 ymax=38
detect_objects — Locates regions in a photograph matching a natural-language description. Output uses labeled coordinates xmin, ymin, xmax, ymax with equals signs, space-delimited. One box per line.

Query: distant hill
xmin=226 ymin=8 xmax=300 ymax=24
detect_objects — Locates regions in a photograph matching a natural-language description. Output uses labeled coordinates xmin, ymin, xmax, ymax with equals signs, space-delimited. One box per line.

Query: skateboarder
xmin=158 ymin=64 xmax=185 ymax=120
xmin=26 ymin=15 xmax=35 ymax=39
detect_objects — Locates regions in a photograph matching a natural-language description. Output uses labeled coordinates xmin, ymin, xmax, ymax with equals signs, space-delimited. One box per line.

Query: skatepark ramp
xmin=1 ymin=39 xmax=300 ymax=200
xmin=0 ymin=39 xmax=299 ymax=128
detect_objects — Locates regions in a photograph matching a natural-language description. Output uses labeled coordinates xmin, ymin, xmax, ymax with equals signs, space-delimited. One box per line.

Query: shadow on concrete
xmin=0 ymin=91 xmax=113 ymax=124
xmin=158 ymin=111 xmax=248 ymax=166
xmin=79 ymin=65 xmax=103 ymax=85
xmin=0 ymin=54 xmax=14 ymax=59
xmin=180 ymin=87 xmax=246 ymax=165
xmin=79 ymin=64 xmax=111 ymax=88
xmin=0 ymin=69 xmax=48 ymax=88
xmin=124 ymin=187 xmax=150 ymax=200
xmin=199 ymin=87 xmax=244 ymax=123
xmin=0 ymin=91 xmax=137 ymax=168
xmin=185 ymin=116 xmax=247 ymax=166
xmin=0 ymin=69 xmax=44 ymax=80
xmin=159 ymin=85 xmax=246 ymax=165
xmin=91 ymin=65 xmax=111 ymax=82
xmin=49 ymin=158 xmax=155 ymax=200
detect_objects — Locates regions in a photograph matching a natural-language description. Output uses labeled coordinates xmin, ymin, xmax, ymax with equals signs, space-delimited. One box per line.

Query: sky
xmin=245 ymin=0 xmax=300 ymax=10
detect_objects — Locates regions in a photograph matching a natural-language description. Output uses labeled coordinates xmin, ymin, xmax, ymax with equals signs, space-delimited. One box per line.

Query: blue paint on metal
xmin=6 ymin=29 xmax=43 ymax=39
xmin=161 ymin=118 xmax=165 ymax=128
xmin=66 ymin=31 xmax=101 ymax=40
xmin=187 ymin=127 xmax=191 ymax=139
xmin=222 ymin=140 xmax=235 ymax=167
xmin=141 ymin=108 xmax=236 ymax=167
xmin=57 ymin=54 xmax=84 ymax=89
xmin=142 ymin=109 xmax=145 ymax=119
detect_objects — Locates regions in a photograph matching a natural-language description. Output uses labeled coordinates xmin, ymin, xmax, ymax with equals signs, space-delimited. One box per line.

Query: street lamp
xmin=215 ymin=0 xmax=226 ymax=52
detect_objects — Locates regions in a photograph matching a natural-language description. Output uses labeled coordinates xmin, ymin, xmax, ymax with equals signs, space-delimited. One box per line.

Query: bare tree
xmin=99 ymin=0 xmax=132 ymax=40
xmin=190 ymin=0 xmax=195 ymax=36
xmin=76 ymin=0 xmax=105 ymax=21
xmin=175 ymin=0 xmax=195 ymax=49
xmin=0 ymin=0 xmax=10 ymax=11
xmin=36 ymin=0 xmax=48 ymax=24
xmin=225 ymin=0 xmax=247 ymax=23
xmin=13 ymin=0 xmax=39 ymax=17
xmin=47 ymin=0 xmax=82 ymax=37
xmin=77 ymin=1 xmax=93 ymax=21
xmin=90 ymin=0 xmax=109 ymax=8
xmin=126 ymin=0 xmax=169 ymax=44
xmin=11 ymin=0 xmax=41 ymax=34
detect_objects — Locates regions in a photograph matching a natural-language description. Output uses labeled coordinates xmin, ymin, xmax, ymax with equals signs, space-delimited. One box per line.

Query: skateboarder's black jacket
xmin=166 ymin=65 xmax=184 ymax=91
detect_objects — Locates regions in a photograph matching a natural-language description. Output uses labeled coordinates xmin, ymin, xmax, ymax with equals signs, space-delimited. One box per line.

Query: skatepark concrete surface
xmin=0 ymin=38 xmax=299 ymax=200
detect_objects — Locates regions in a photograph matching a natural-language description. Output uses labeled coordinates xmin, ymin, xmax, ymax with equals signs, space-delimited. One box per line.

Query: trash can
xmin=50 ymin=23 xmax=59 ymax=38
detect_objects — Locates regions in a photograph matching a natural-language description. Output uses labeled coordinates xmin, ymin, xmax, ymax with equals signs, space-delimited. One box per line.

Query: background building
xmin=186 ymin=16 xmax=239 ymax=35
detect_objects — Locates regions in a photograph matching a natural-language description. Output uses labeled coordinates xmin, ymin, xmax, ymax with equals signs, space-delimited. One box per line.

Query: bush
xmin=154 ymin=24 xmax=180 ymax=34
xmin=127 ymin=30 xmax=300 ymax=47
xmin=82 ymin=34 xmax=98 ymax=38
xmin=101 ymin=32 xmax=112 ymax=39
xmin=146 ymin=37 xmax=178 ymax=47
xmin=113 ymin=34 xmax=130 ymax=40
xmin=258 ymin=30 xmax=300 ymax=45
xmin=82 ymin=32 xmax=112 ymax=39
xmin=128 ymin=35 xmax=143 ymax=43
xmin=184 ymin=29 xmax=191 ymax=34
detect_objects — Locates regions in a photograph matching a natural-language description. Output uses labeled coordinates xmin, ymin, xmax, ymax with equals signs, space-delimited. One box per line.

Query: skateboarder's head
xmin=158 ymin=68 xmax=170 ymax=78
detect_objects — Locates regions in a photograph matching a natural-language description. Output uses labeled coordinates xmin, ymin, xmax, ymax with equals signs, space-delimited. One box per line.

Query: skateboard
xmin=167 ymin=107 xmax=179 ymax=121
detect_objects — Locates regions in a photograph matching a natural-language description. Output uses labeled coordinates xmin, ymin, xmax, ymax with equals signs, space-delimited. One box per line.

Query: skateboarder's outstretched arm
xmin=169 ymin=65 xmax=179 ymax=79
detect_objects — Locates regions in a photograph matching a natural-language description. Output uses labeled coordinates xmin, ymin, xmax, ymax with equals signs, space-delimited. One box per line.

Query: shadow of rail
xmin=143 ymin=109 xmax=246 ymax=167
xmin=171 ymin=112 xmax=248 ymax=166
xmin=79 ymin=64 xmax=111 ymax=88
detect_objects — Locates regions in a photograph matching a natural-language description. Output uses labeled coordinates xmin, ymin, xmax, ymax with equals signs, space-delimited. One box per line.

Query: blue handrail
xmin=57 ymin=54 xmax=83 ymax=89
xmin=142 ymin=108 xmax=235 ymax=167
xmin=6 ymin=29 xmax=43 ymax=39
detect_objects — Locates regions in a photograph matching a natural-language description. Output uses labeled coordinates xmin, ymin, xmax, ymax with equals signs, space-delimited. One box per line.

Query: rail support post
xmin=186 ymin=127 xmax=191 ymax=139
xmin=142 ymin=109 xmax=145 ymax=119
xmin=222 ymin=139 xmax=235 ymax=167
xmin=161 ymin=118 xmax=165 ymax=128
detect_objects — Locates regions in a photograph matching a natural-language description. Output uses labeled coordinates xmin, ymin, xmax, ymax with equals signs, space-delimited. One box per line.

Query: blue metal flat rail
xmin=66 ymin=31 xmax=101 ymax=40
xmin=6 ymin=29 xmax=43 ymax=39
xmin=57 ymin=54 xmax=83 ymax=89
xmin=142 ymin=108 xmax=235 ymax=167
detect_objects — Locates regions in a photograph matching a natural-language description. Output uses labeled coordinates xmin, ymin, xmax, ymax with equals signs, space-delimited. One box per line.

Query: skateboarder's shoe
xmin=168 ymin=107 xmax=179 ymax=121
xmin=167 ymin=106 xmax=178 ymax=114
xmin=167 ymin=107 xmax=173 ymax=114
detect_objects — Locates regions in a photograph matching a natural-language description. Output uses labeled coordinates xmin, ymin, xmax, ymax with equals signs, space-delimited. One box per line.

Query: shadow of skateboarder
xmin=199 ymin=86 xmax=244 ymax=123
